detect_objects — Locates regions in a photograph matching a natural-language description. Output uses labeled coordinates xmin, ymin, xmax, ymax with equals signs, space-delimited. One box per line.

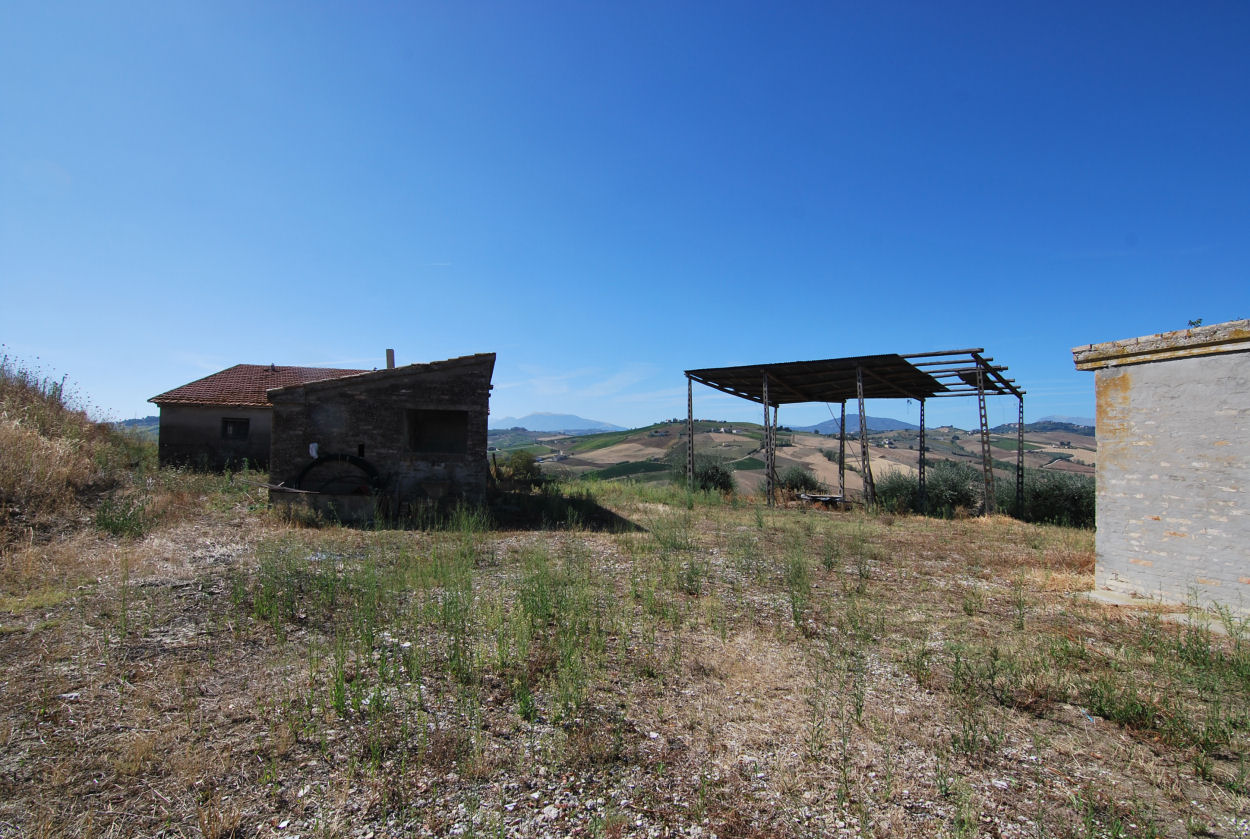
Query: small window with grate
xmin=407 ymin=409 xmax=468 ymax=454
xmin=221 ymin=418 xmax=250 ymax=441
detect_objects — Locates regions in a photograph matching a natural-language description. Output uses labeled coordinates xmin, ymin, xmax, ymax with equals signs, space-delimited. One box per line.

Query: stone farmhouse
xmin=149 ymin=364 xmax=367 ymax=469
xmin=1073 ymin=319 xmax=1249 ymax=615
xmin=267 ymin=353 xmax=495 ymax=518
xmin=149 ymin=353 xmax=496 ymax=516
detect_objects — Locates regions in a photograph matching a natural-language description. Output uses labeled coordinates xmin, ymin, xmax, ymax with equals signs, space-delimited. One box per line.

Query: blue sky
xmin=2 ymin=2 xmax=1247 ymax=430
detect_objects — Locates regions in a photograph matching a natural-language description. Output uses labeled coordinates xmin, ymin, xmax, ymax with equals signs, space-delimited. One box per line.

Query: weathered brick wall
xmin=1091 ymin=352 xmax=1249 ymax=613
xmin=269 ymin=355 xmax=494 ymax=510
xmin=157 ymin=405 xmax=273 ymax=469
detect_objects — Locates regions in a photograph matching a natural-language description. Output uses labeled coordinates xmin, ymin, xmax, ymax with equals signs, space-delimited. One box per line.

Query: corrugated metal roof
xmin=685 ymin=354 xmax=949 ymax=405
xmin=149 ymin=364 xmax=368 ymax=407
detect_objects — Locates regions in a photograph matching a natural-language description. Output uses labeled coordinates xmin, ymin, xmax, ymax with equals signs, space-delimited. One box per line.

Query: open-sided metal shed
xmin=684 ymin=350 xmax=1025 ymax=511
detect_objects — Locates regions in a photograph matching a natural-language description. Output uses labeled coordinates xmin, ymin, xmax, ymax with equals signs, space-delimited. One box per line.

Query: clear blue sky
xmin=3 ymin=2 xmax=1247 ymax=430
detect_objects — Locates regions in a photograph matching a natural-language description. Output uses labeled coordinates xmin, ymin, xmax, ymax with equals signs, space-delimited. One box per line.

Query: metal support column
xmin=838 ymin=401 xmax=846 ymax=499
xmin=856 ymin=366 xmax=875 ymax=507
xmin=773 ymin=403 xmax=779 ymax=480
xmin=763 ymin=373 xmax=774 ymax=507
xmin=1015 ymin=396 xmax=1025 ymax=515
xmin=918 ymin=399 xmax=927 ymax=514
xmin=976 ymin=368 xmax=996 ymax=515
xmin=686 ymin=375 xmax=695 ymax=492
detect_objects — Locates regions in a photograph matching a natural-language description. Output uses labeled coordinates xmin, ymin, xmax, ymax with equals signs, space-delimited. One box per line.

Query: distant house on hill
xmin=1073 ymin=319 xmax=1250 ymax=614
xmin=149 ymin=364 xmax=367 ymax=468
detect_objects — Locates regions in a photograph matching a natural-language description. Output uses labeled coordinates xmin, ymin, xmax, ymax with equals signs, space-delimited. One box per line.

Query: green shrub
xmin=693 ymin=461 xmax=735 ymax=493
xmin=670 ymin=450 xmax=735 ymax=495
xmin=505 ymin=450 xmax=543 ymax=484
xmin=924 ymin=460 xmax=982 ymax=515
xmin=997 ymin=470 xmax=1094 ymax=528
xmin=874 ymin=461 xmax=984 ymax=516
xmin=778 ymin=466 xmax=824 ymax=493
xmin=673 ymin=454 xmax=735 ymax=493
xmin=875 ymin=470 xmax=919 ymax=513
xmin=872 ymin=460 xmax=1094 ymax=527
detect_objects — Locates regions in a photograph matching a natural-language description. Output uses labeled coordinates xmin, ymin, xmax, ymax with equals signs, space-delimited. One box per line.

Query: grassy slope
xmin=0 ymin=355 xmax=152 ymax=550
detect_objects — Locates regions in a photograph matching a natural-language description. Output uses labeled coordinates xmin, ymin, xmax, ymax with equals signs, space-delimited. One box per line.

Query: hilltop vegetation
xmin=2 ymin=367 xmax=1245 ymax=837
xmin=113 ymin=414 xmax=159 ymax=440
xmin=991 ymin=420 xmax=1097 ymax=437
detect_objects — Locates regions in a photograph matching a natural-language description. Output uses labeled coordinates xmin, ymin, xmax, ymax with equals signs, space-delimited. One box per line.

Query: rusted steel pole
xmin=839 ymin=401 xmax=846 ymax=498
xmin=1016 ymin=396 xmax=1025 ymax=515
xmin=976 ymin=367 xmax=996 ymax=515
xmin=857 ymin=366 xmax=875 ymax=507
xmin=686 ymin=375 xmax=695 ymax=492
xmin=763 ymin=373 xmax=774 ymax=507
xmin=918 ymin=398 xmax=927 ymax=514
xmin=772 ymin=403 xmax=780 ymax=497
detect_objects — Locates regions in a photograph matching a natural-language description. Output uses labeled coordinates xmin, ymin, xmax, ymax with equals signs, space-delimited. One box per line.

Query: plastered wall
xmin=157 ymin=405 xmax=273 ymax=468
xmin=1093 ymin=352 xmax=1249 ymax=613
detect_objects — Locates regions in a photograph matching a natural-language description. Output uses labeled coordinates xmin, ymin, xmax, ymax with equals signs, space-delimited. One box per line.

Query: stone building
xmin=1073 ymin=320 xmax=1249 ymax=614
xmin=149 ymin=364 xmax=366 ymax=468
xmin=267 ymin=353 xmax=495 ymax=519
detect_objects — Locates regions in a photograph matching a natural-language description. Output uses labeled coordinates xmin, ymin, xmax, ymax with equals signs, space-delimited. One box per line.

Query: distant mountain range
xmin=793 ymin=416 xmax=920 ymax=434
xmin=490 ymin=412 xmax=625 ymax=434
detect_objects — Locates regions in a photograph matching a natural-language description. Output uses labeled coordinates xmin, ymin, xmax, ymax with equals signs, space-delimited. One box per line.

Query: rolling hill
xmin=113 ymin=415 xmax=159 ymax=440
xmin=990 ymin=420 xmax=1095 ymax=437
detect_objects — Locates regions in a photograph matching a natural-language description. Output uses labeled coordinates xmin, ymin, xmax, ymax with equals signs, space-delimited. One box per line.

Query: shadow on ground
xmin=486 ymin=488 xmax=642 ymax=532
xmin=273 ymin=486 xmax=642 ymax=532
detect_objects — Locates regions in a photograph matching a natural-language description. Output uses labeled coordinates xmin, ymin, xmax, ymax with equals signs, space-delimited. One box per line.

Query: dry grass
xmin=1 ymin=351 xmax=155 ymax=552
xmin=1 ymin=443 xmax=1247 ymax=837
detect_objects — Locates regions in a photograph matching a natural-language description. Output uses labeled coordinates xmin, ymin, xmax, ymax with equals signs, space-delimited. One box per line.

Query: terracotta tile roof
xmin=149 ymin=364 xmax=369 ymax=407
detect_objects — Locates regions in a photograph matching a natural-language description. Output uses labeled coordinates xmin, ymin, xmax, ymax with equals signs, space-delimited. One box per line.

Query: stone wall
xmin=268 ymin=354 xmax=495 ymax=515
xmin=157 ymin=405 xmax=273 ymax=469
xmin=1074 ymin=321 xmax=1249 ymax=614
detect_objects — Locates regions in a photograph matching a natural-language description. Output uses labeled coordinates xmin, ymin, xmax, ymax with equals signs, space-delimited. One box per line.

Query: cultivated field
xmin=2 ymin=479 xmax=1248 ymax=838
xmin=522 ymin=422 xmax=1097 ymax=497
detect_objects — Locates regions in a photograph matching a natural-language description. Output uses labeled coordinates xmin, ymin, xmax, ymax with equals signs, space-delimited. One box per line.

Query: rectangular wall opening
xmin=407 ymin=409 xmax=468 ymax=454
xmin=221 ymin=418 xmax=250 ymax=441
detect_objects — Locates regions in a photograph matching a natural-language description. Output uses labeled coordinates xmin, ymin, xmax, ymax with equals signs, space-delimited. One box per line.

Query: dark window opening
xmin=222 ymin=418 xmax=250 ymax=441
xmin=407 ymin=409 xmax=468 ymax=454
